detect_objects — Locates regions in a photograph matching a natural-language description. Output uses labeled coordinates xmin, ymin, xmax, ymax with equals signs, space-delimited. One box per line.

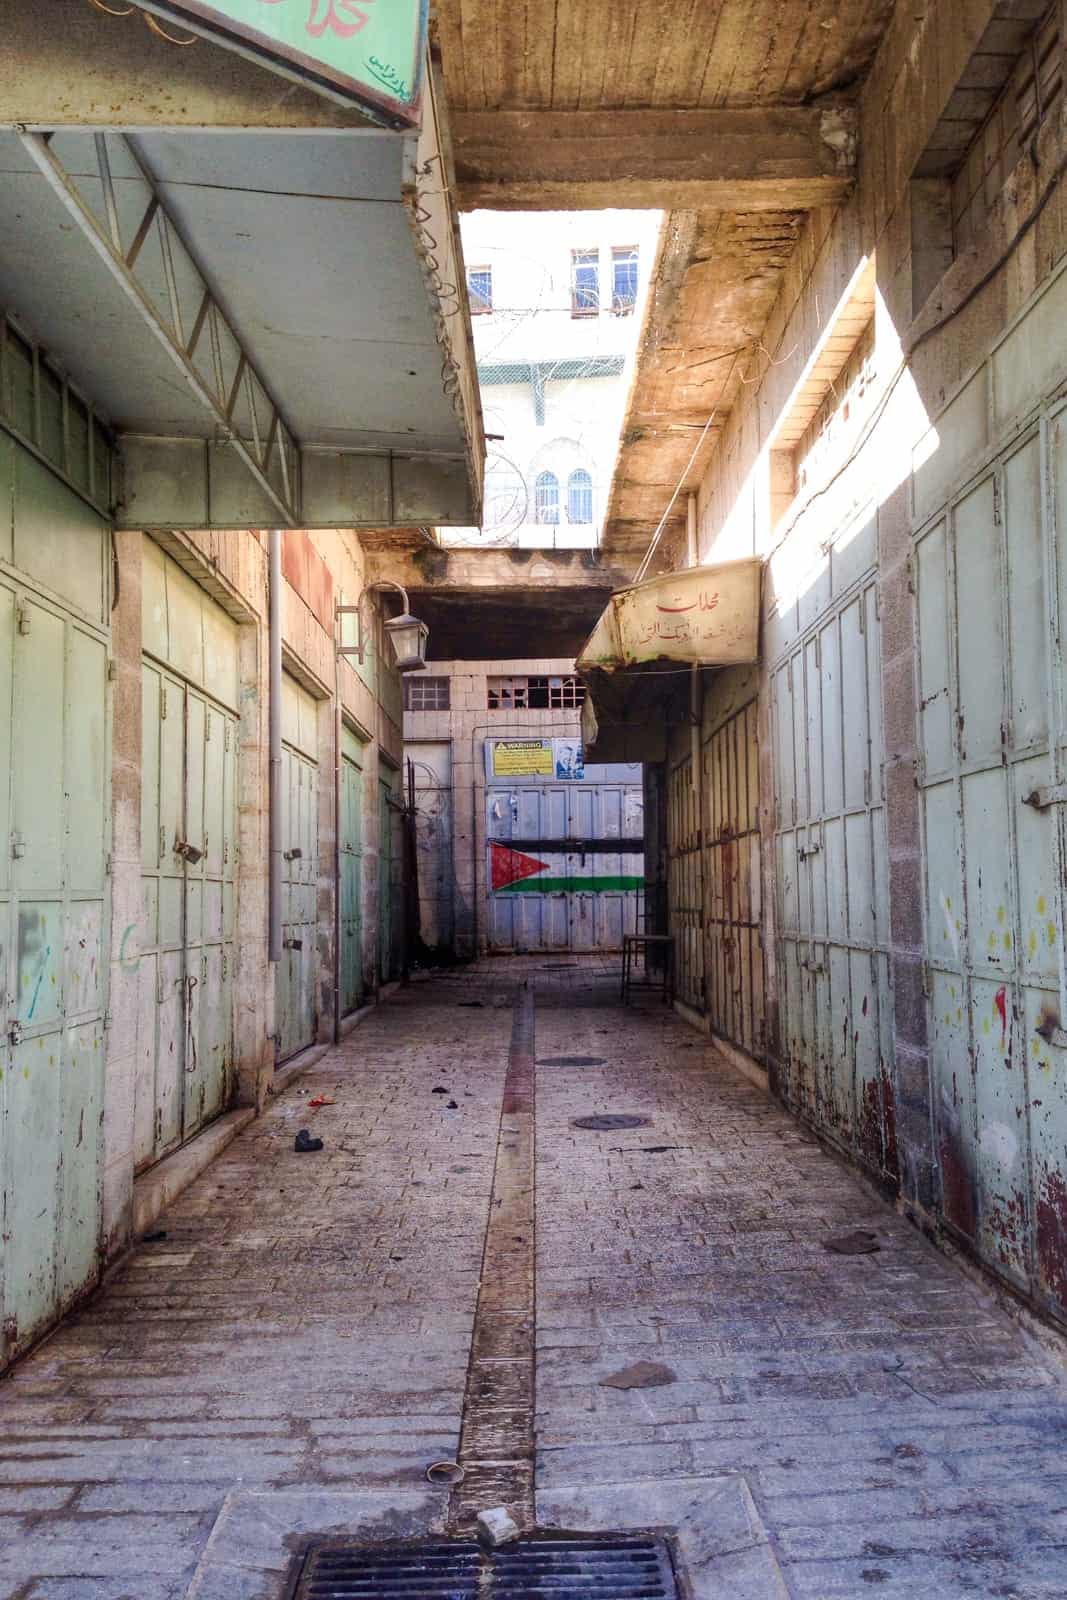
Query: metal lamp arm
xmin=336 ymin=581 xmax=411 ymax=665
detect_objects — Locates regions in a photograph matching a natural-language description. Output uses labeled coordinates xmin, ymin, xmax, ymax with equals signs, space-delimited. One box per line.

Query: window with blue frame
xmin=571 ymin=249 xmax=599 ymax=316
xmin=612 ymin=246 xmax=638 ymax=313
xmin=534 ymin=470 xmax=560 ymax=524
xmin=567 ymin=468 xmax=593 ymax=523
xmin=468 ymin=266 xmax=492 ymax=314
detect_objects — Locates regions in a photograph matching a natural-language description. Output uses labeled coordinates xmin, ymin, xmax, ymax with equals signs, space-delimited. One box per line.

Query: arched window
xmin=567 ymin=468 xmax=593 ymax=523
xmin=534 ymin=470 xmax=559 ymax=524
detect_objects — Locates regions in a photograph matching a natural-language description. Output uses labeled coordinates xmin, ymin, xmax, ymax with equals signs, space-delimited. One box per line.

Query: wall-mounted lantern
xmin=337 ymin=580 xmax=429 ymax=674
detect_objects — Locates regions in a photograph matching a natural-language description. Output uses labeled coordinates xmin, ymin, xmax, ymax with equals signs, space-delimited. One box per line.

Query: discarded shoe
xmin=294 ymin=1128 xmax=324 ymax=1153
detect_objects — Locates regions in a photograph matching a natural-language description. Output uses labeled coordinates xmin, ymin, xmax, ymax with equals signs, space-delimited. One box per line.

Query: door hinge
xmin=102 ymin=1009 xmax=112 ymax=1033
xmin=921 ymin=961 xmax=932 ymax=997
xmin=10 ymin=831 xmax=25 ymax=860
xmin=105 ymin=852 xmax=112 ymax=876
xmin=16 ymin=607 xmax=30 ymax=636
xmin=7 ymin=1020 xmax=22 ymax=1046
xmin=205 ymin=712 xmax=212 ymax=743
xmin=156 ymin=972 xmax=165 ymax=1004
xmin=223 ymin=836 xmax=229 ymax=864
xmin=224 ymin=721 xmax=231 ymax=752
xmin=107 ymin=658 xmax=118 ymax=682
xmin=221 ymin=951 xmax=228 ymax=980
xmin=993 ymin=477 xmax=1002 ymax=525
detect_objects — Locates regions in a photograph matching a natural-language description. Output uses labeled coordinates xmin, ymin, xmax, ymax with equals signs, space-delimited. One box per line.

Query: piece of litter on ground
xmin=308 ymin=1095 xmax=335 ymax=1108
xmin=458 ymin=1000 xmax=484 ymax=1008
xmin=824 ymin=1228 xmax=881 ymax=1255
xmin=432 ymin=1086 xmax=449 ymax=1095
xmin=294 ymin=1128 xmax=324 ymax=1153
xmin=600 ymin=1360 xmax=677 ymax=1390
xmin=476 ymin=1506 xmax=522 ymax=1547
xmin=446 ymin=1099 xmax=459 ymax=1110
xmin=141 ymin=1230 xmax=167 ymax=1243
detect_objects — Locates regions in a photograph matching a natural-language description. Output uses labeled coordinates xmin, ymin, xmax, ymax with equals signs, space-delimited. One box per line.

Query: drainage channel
xmin=449 ymin=982 xmax=537 ymax=1532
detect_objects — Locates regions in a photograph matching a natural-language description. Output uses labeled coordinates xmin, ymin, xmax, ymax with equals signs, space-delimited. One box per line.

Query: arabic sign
xmin=137 ymin=0 xmax=427 ymax=127
xmin=489 ymin=739 xmax=585 ymax=780
xmin=578 ymin=559 xmax=762 ymax=671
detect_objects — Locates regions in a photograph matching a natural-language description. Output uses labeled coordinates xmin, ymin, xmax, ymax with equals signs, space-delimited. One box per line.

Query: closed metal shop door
xmin=137 ymin=672 xmax=238 ymax=1165
xmin=486 ymin=759 xmax=643 ymax=954
xmin=704 ymin=692 xmax=765 ymax=1058
xmin=667 ymin=756 xmax=703 ymax=1009
xmin=0 ymin=504 xmax=110 ymax=1368
xmin=915 ymin=415 xmax=1067 ymax=1318
xmin=771 ymin=573 xmax=895 ymax=1179
xmin=339 ymin=726 xmax=364 ymax=1016
xmin=379 ymin=771 xmax=401 ymax=983
xmin=276 ymin=676 xmax=319 ymax=1062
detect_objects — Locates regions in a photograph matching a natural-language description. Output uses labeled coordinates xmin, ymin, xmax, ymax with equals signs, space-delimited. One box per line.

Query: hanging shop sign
xmin=578 ymin=558 xmax=762 ymax=671
xmin=136 ymin=0 xmax=428 ymax=127
xmin=489 ymin=739 xmax=585 ymax=781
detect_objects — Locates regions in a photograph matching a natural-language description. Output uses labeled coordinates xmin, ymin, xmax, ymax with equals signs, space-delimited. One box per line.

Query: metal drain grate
xmin=292 ymin=1536 xmax=677 ymax=1600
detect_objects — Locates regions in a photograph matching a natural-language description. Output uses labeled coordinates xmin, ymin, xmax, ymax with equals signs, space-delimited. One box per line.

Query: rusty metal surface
xmin=769 ymin=572 xmax=896 ymax=1183
xmin=914 ymin=416 xmax=1067 ymax=1321
xmin=450 ymin=984 xmax=536 ymax=1530
xmin=703 ymin=689 xmax=765 ymax=1059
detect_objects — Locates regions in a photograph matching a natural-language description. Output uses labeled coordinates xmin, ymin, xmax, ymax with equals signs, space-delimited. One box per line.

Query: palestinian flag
xmin=490 ymin=842 xmax=642 ymax=895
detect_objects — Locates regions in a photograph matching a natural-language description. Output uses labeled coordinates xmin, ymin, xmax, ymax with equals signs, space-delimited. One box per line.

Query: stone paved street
xmin=3 ymin=960 xmax=1067 ymax=1598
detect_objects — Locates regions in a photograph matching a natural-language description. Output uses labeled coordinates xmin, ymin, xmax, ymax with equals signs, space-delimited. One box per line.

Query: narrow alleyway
xmin=2 ymin=963 xmax=1067 ymax=1600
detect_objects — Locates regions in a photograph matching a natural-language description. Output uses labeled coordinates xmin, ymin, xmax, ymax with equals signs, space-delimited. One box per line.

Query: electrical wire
xmin=632 ymin=410 xmax=719 ymax=585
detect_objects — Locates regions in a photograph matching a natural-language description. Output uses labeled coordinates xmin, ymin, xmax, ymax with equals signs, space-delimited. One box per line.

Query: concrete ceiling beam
xmin=452 ymin=106 xmax=858 ymax=212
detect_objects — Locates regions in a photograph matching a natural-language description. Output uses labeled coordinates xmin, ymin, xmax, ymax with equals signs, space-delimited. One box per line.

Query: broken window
xmin=567 ymin=468 xmax=593 ymax=524
xmin=404 ymin=675 xmax=450 ymax=711
xmin=487 ymin=675 xmax=586 ymax=710
xmin=571 ymin=248 xmax=599 ymax=316
xmin=534 ymin=470 xmax=560 ymax=524
xmin=468 ymin=266 xmax=493 ymax=314
xmin=611 ymin=245 xmax=638 ymax=313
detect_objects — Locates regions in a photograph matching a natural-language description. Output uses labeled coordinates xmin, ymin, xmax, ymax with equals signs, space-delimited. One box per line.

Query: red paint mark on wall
xmin=994 ymin=985 xmax=1008 ymax=1046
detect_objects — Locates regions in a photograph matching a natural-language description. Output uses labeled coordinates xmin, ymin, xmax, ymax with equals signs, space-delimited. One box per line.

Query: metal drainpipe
xmin=268 ymin=529 xmax=283 ymax=967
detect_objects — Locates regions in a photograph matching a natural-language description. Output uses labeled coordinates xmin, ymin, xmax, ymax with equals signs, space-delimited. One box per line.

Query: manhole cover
xmin=538 ymin=1055 xmax=606 ymax=1067
xmin=291 ymin=1536 xmax=677 ymax=1600
xmin=571 ymin=1114 xmax=650 ymax=1131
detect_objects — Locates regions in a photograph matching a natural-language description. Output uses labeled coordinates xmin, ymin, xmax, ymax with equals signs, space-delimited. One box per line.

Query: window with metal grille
xmin=612 ymin=245 xmax=638 ymax=313
xmin=488 ymin=674 xmax=586 ymax=710
xmin=571 ymin=248 xmax=599 ymax=316
xmin=404 ymin=675 xmax=450 ymax=711
xmin=534 ymin=470 xmax=560 ymax=524
xmin=468 ymin=266 xmax=493 ymax=314
xmin=567 ymin=468 xmax=593 ymax=524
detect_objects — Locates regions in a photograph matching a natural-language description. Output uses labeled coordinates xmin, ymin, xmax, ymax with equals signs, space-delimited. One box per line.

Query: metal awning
xmin=0 ymin=13 xmax=483 ymax=530
xmin=577 ymin=559 xmax=762 ymax=760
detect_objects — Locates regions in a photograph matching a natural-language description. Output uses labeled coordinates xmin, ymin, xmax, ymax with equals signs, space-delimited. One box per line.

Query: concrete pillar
xmin=234 ymin=616 xmax=273 ymax=1109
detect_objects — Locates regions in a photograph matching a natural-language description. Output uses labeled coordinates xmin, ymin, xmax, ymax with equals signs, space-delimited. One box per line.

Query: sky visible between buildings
xmin=440 ymin=210 xmax=663 ymax=550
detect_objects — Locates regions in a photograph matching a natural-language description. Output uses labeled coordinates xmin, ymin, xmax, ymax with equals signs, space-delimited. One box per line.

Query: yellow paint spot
xmin=946 ymin=896 xmax=952 ymax=910
xmin=988 ymin=931 xmax=998 ymax=949
xmin=1032 ymin=1038 xmax=1041 ymax=1056
xmin=955 ymin=1008 xmax=962 ymax=1023
xmin=943 ymin=1013 xmax=951 ymax=1026
xmin=22 ymin=1067 xmax=29 ymax=1079
xmin=1049 ymin=922 xmax=1058 ymax=946
xmin=1038 ymin=895 xmax=1048 ymax=916
xmin=998 ymin=905 xmax=1006 ymax=924
xmin=1029 ymin=930 xmax=1039 ymax=958
xmin=983 ymin=1016 xmax=991 ymax=1035
xmin=1004 ymin=932 xmax=1013 ymax=950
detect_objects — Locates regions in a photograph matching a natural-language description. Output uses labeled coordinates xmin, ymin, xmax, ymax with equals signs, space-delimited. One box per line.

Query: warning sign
xmin=491 ymin=740 xmax=554 ymax=777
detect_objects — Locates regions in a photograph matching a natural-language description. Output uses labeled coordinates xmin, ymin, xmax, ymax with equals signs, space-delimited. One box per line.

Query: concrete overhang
xmin=0 ymin=5 xmax=484 ymax=530
xmin=359 ymin=538 xmax=625 ymax=661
